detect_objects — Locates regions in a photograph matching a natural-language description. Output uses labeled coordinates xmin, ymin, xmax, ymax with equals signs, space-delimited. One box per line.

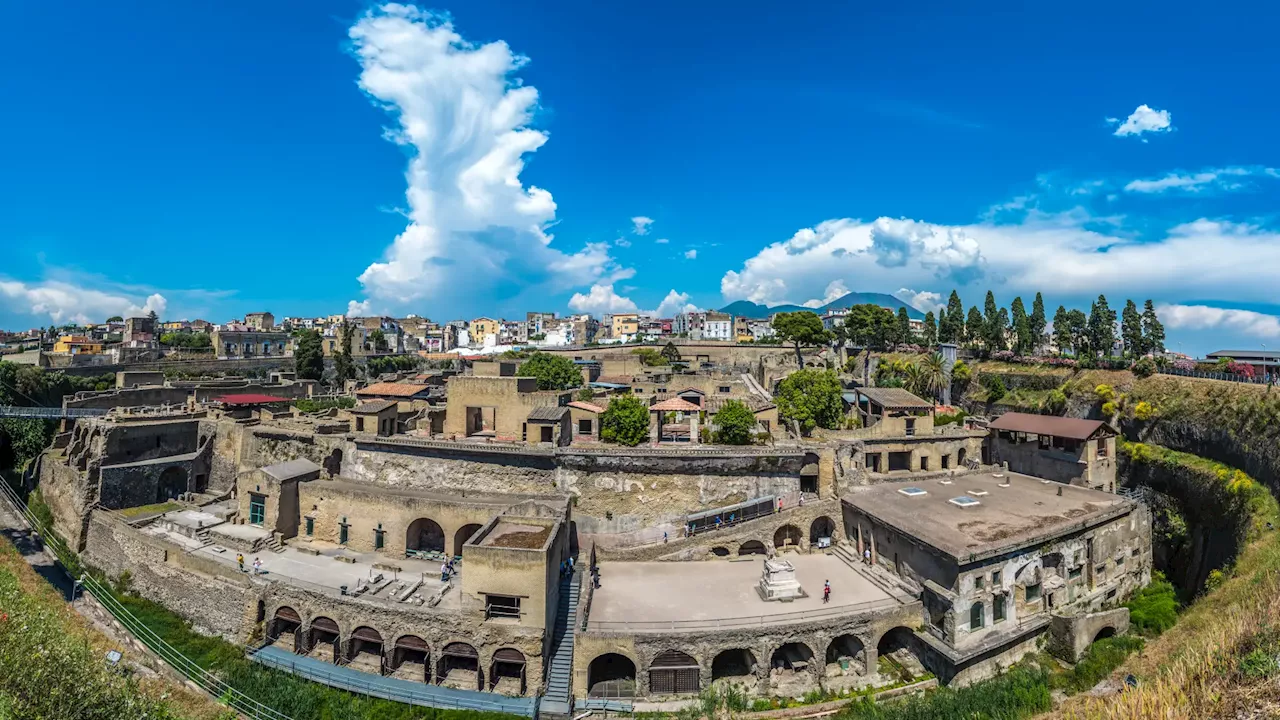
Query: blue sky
xmin=3 ymin=1 xmax=1280 ymax=355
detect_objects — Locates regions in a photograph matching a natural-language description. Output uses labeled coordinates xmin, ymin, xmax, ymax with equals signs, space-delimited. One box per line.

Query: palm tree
xmin=919 ymin=352 xmax=947 ymax=401
xmin=902 ymin=364 xmax=925 ymax=398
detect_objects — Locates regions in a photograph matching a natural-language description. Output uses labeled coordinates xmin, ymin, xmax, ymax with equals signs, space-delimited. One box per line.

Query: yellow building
xmin=53 ymin=335 xmax=103 ymax=355
xmin=470 ymin=317 xmax=500 ymax=345
xmin=611 ymin=313 xmax=639 ymax=338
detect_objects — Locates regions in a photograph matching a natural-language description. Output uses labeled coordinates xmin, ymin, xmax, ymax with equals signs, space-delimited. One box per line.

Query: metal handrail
xmin=587 ymin=596 xmax=908 ymax=633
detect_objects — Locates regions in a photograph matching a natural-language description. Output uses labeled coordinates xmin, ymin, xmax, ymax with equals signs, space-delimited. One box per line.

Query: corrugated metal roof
xmin=527 ymin=406 xmax=569 ymax=421
xmin=855 ymin=387 xmax=934 ymax=410
xmin=351 ymin=399 xmax=398 ymax=414
xmin=356 ymin=382 xmax=431 ymax=398
xmin=988 ymin=412 xmax=1116 ymax=440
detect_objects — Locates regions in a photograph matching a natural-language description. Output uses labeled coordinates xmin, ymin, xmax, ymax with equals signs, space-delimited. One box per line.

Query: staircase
xmin=831 ymin=543 xmax=911 ymax=598
xmin=538 ymin=569 xmax=581 ymax=717
xmin=265 ymin=535 xmax=287 ymax=554
xmin=194 ymin=528 xmax=213 ymax=549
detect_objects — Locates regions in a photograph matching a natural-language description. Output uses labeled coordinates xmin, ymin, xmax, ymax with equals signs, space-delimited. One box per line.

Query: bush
xmin=1042 ymin=389 xmax=1067 ymax=414
xmin=1132 ymin=356 xmax=1157 ymax=378
xmin=713 ymin=400 xmax=757 ymax=445
xmin=516 ymin=352 xmax=582 ymax=390
xmin=837 ymin=665 xmax=1052 ymax=719
xmin=950 ymin=360 xmax=972 ymax=385
xmin=1094 ymin=384 xmax=1116 ymax=402
xmin=980 ymin=373 xmax=1007 ymax=403
xmin=1053 ymin=635 xmax=1145 ymax=694
xmin=1126 ymin=571 xmax=1179 ymax=635
xmin=775 ymin=369 xmax=844 ymax=434
xmin=935 ymin=410 xmax=968 ymax=427
xmin=1133 ymin=400 xmax=1155 ymax=421
xmin=293 ymin=397 xmax=356 ymax=413
xmin=631 ymin=348 xmax=668 ymax=366
xmin=1101 ymin=401 xmax=1118 ymax=417
xmin=599 ymin=395 xmax=650 ymax=446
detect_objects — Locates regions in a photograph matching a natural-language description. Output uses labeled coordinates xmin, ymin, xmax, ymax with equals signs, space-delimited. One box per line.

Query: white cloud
xmin=0 ymin=279 xmax=167 ymax=325
xmin=654 ymin=237 xmax=669 ymax=244
xmin=1111 ymin=104 xmax=1173 ymax=139
xmin=894 ymin=288 xmax=945 ymax=314
xmin=631 ymin=216 xmax=654 ymax=235
xmin=720 ymin=213 xmax=1280 ymax=312
xmin=652 ymin=289 xmax=700 ymax=318
xmin=567 ymin=284 xmax=639 ymax=315
xmin=346 ymin=299 xmax=373 ymax=317
xmin=614 ymin=237 xmax=631 ymax=248
xmin=1157 ymin=303 xmax=1280 ymax=339
xmin=1124 ymin=166 xmax=1274 ymax=194
xmin=684 ymin=249 xmax=697 ymax=260
xmin=803 ymin=280 xmax=850 ymax=308
xmin=345 ymin=5 xmax=628 ymax=317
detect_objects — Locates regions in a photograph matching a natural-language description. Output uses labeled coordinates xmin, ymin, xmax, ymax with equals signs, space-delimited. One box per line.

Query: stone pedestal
xmin=757 ymin=559 xmax=805 ymax=601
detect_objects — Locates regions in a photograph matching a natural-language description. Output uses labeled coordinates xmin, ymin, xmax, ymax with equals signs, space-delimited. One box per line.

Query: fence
xmin=587 ymin=596 xmax=906 ymax=633
xmin=0 ymin=475 xmax=295 ymax=720
xmin=0 ymin=405 xmax=108 ymax=419
xmin=1157 ymin=367 xmax=1276 ymax=386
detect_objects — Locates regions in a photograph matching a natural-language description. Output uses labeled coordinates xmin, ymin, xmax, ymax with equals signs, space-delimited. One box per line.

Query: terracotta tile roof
xmin=213 ymin=393 xmax=291 ymax=405
xmin=988 ymin=412 xmax=1116 ymax=441
xmin=650 ymin=397 xmax=702 ymax=412
xmin=568 ymin=401 xmax=604 ymax=413
xmin=356 ymin=382 xmax=431 ymax=398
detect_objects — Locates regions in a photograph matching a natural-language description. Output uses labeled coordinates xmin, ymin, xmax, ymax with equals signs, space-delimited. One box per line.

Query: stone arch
xmin=489 ymin=647 xmax=527 ymax=695
xmin=436 ymin=641 xmax=482 ymax=689
xmin=406 ymin=517 xmax=446 ymax=554
xmin=769 ymin=641 xmax=816 ymax=693
xmin=876 ymin=627 xmax=927 ymax=683
xmin=957 ymin=447 xmax=968 ymax=466
xmin=323 ymin=448 xmax=343 ymax=478
xmin=809 ymin=516 xmax=836 ymax=544
xmin=738 ymin=540 xmax=767 ymax=556
xmin=825 ymin=634 xmax=866 ymax=675
xmin=454 ymin=523 xmax=483 ymax=556
xmin=711 ymin=648 xmax=757 ymax=682
xmin=773 ymin=524 xmax=803 ymax=550
xmin=648 ymin=649 xmax=700 ymax=695
xmin=390 ymin=634 xmax=430 ymax=682
xmin=156 ymin=466 xmax=187 ymax=503
xmin=347 ymin=626 xmax=385 ymax=672
xmin=587 ymin=653 xmax=637 ymax=698
xmin=1094 ymin=626 xmax=1117 ymax=642
xmin=268 ymin=606 xmax=301 ymax=652
xmin=306 ymin=616 xmax=341 ymax=663
xmin=710 ymin=546 xmax=730 ymax=557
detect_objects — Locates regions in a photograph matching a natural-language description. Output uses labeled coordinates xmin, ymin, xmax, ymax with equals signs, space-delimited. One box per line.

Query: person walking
xmin=823 ymin=580 xmax=831 ymax=604
xmin=237 ymin=553 xmax=245 ymax=572
xmin=252 ymin=557 xmax=262 ymax=576
xmin=863 ymin=548 xmax=871 ymax=565
xmin=568 ymin=556 xmax=575 ymax=573
xmin=441 ymin=561 xmax=450 ymax=582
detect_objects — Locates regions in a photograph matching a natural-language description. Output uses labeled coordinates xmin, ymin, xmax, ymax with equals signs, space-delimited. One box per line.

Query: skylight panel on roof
xmin=949 ymin=496 xmax=981 ymax=508
xmin=899 ymin=486 xmax=928 ymax=497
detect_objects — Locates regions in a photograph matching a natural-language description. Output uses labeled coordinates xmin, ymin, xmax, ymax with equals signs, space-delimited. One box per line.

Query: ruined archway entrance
xmin=1094 ymin=626 xmax=1117 ymax=643
xmin=489 ymin=648 xmax=527 ymax=695
xmin=269 ymin=606 xmax=301 ymax=653
xmin=809 ymin=516 xmax=836 ymax=545
xmin=347 ymin=626 xmax=385 ymax=674
xmin=454 ymin=523 xmax=483 ymax=556
xmin=649 ymin=650 xmax=700 ymax=695
xmin=738 ymin=540 xmax=767 ymax=556
xmin=406 ymin=518 xmax=446 ymax=555
xmin=391 ymin=635 xmax=430 ymax=682
xmin=825 ymin=634 xmax=866 ymax=675
xmin=587 ymin=653 xmax=636 ymax=698
xmin=769 ymin=642 xmax=815 ymax=695
xmin=437 ymin=642 xmax=482 ymax=690
xmin=773 ymin=524 xmax=802 ymax=551
xmin=306 ymin=617 xmax=341 ymax=663
xmin=156 ymin=466 xmax=187 ymax=503
xmin=711 ymin=648 xmax=757 ymax=684
xmin=876 ymin=627 xmax=927 ymax=683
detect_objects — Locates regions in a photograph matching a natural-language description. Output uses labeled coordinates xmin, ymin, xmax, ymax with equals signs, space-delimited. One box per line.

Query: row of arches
xmin=268 ymin=607 xmax=528 ymax=694
xmin=706 ymin=516 xmax=839 ymax=558
xmin=585 ymin=629 xmax=917 ymax=697
xmin=405 ymin=519 xmax=484 ymax=557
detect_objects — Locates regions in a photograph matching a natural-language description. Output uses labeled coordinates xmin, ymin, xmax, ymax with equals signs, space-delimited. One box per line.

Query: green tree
xmin=922 ymin=311 xmax=937 ymax=347
xmin=1121 ymin=299 xmax=1143 ymax=357
xmin=1029 ymin=292 xmax=1047 ymax=354
xmin=516 ymin=352 xmax=582 ymax=390
xmin=965 ymin=306 xmax=983 ymax=348
xmin=333 ymin=321 xmax=356 ymax=386
xmin=367 ymin=329 xmax=388 ymax=353
xmin=982 ymin=291 xmax=1002 ymax=352
xmin=599 ymin=394 xmax=650 ymax=446
xmin=919 ymin=352 xmax=947 ymax=402
xmin=775 ymin=369 xmax=843 ymax=435
xmin=940 ymin=290 xmax=964 ymax=343
xmin=1087 ymin=295 xmax=1117 ymax=358
xmin=994 ymin=307 xmax=1010 ymax=352
xmin=894 ymin=307 xmax=913 ymax=346
xmin=660 ymin=341 xmax=682 ymax=363
xmin=1141 ymin=300 xmax=1165 ymax=355
xmin=294 ymin=329 xmax=324 ymax=381
xmin=713 ymin=400 xmax=757 ymax=445
xmin=1052 ymin=305 xmax=1072 ymax=355
xmin=842 ymin=305 xmax=895 ymax=351
xmin=1010 ymin=296 xmax=1033 ymax=354
xmin=771 ymin=311 xmax=830 ymax=365
xmin=105 ymin=315 xmax=123 ymax=323
xmin=146 ymin=309 xmax=158 ymax=324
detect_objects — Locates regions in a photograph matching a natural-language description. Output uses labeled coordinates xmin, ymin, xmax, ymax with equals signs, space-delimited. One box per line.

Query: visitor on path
xmin=663 ymin=531 xmax=669 ymax=543
xmin=863 ymin=548 xmax=871 ymax=565
xmin=823 ymin=580 xmax=831 ymax=604
xmin=237 ymin=553 xmax=244 ymax=572
xmin=252 ymin=557 xmax=262 ymax=576
xmin=568 ymin=556 xmax=575 ymax=573
xmin=441 ymin=561 xmax=450 ymax=582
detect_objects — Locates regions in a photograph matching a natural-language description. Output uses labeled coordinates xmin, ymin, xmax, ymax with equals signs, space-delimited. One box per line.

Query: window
xmin=941 ymin=455 xmax=951 ymax=469
xmin=992 ymin=569 xmax=1001 ymax=585
xmin=485 ymin=594 xmax=521 ymax=620
xmin=1106 ymin=588 xmax=1117 ymax=601
xmin=1069 ymin=567 xmax=1082 ymax=581
xmin=1026 ymin=583 xmax=1042 ymax=602
xmin=920 ymin=456 xmax=930 ymax=471
xmin=374 ymin=528 xmax=385 ymax=550
xmin=994 ymin=595 xmax=1006 ymax=622
xmin=1116 ymin=555 xmax=1125 ymax=566
xmin=578 ymin=419 xmax=592 ymax=433
xmin=1095 ymin=563 xmax=1107 ymax=576
xmin=718 ymin=386 xmax=731 ymax=394
xmin=1132 ymin=547 xmax=1140 ymax=557
xmin=974 ymin=575 xmax=984 ymax=590
xmin=905 ymin=418 xmax=916 ymax=436
xmin=339 ymin=522 xmax=349 ymax=545
xmin=248 ymin=493 xmax=266 ymax=526
xmin=970 ymin=602 xmax=984 ymax=630
xmin=356 ymin=417 xmax=365 ymax=432
xmin=305 ymin=517 xmax=314 ymax=536
xmin=1096 ymin=440 xmax=1109 ymax=458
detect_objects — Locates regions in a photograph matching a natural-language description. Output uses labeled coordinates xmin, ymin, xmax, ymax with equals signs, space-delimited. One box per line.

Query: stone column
xmin=862 ymin=634 xmax=878 ymax=677
xmin=650 ymin=412 xmax=659 ymax=444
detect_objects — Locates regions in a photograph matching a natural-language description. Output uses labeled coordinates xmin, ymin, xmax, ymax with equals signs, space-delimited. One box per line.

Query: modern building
xmin=471 ymin=317 xmax=501 ymax=346
xmin=245 ymin=312 xmax=276 ymax=331
xmin=211 ymin=328 xmax=291 ymax=359
xmin=986 ymin=413 xmax=1118 ymax=493
xmin=52 ymin=335 xmax=104 ymax=355
xmin=701 ymin=312 xmax=733 ymax=341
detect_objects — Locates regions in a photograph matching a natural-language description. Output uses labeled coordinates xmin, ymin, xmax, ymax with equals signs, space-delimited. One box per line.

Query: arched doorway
xmin=436 ymin=642 xmax=482 ymax=690
xmin=957 ymin=447 xmax=968 ymax=467
xmin=770 ymin=642 xmax=815 ymax=693
xmin=156 ymin=466 xmax=187 ymax=503
xmin=773 ymin=524 xmax=802 ymax=551
xmin=877 ymin=627 xmax=926 ymax=682
xmin=649 ymin=649 xmax=700 ymax=695
xmin=307 ymin=617 xmax=341 ymax=663
xmin=825 ymin=634 xmax=866 ymax=675
xmin=347 ymin=626 xmax=385 ymax=674
xmin=454 ymin=523 xmax=483 ymax=556
xmin=406 ymin=518 xmax=446 ymax=555
xmin=1094 ymin=626 xmax=1117 ymax=642
xmin=268 ymin=606 xmax=301 ymax=653
xmin=710 ymin=546 xmax=730 ymax=557
xmin=323 ymin=448 xmax=343 ymax=478
xmin=738 ymin=540 xmax=767 ymax=556
xmin=711 ymin=648 xmax=757 ymax=683
xmin=390 ymin=635 xmax=430 ymax=682
xmin=490 ymin=648 xmax=527 ymax=695
xmin=809 ymin=516 xmax=836 ymax=545
xmin=587 ymin=653 xmax=636 ymax=698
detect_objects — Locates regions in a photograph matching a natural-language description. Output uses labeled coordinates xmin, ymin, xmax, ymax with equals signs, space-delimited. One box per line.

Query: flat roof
xmin=855 ymin=387 xmax=934 ymax=410
xmin=842 ymin=472 xmax=1134 ymax=563
xmin=261 ymin=458 xmax=321 ymax=481
xmin=987 ymin=412 xmax=1116 ymax=441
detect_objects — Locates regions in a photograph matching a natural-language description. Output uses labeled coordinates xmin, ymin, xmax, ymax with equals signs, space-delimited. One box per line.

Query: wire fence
xmin=0 ymin=475 xmax=295 ymax=720
xmin=587 ymin=596 xmax=907 ymax=633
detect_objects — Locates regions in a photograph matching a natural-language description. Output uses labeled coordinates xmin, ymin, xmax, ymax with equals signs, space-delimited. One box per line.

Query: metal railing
xmin=1158 ymin=367 xmax=1277 ymax=386
xmin=0 ymin=475 xmax=294 ymax=720
xmin=587 ymin=596 xmax=908 ymax=633
xmin=0 ymin=405 xmax=108 ymax=419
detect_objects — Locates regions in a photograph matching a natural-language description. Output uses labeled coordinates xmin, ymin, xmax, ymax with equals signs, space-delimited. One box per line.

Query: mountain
xmin=720 ymin=292 xmax=926 ymax=319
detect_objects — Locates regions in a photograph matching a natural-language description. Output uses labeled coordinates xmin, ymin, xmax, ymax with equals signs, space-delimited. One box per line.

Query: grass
xmin=121 ymin=501 xmax=183 ymax=518
xmin=1051 ymin=636 xmax=1146 ymax=694
xmin=837 ymin=666 xmax=1053 ymax=720
xmin=0 ymin=535 xmax=229 ymax=720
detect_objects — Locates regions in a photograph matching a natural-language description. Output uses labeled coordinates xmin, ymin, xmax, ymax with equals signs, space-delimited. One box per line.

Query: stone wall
xmin=1048 ymin=608 xmax=1130 ymax=662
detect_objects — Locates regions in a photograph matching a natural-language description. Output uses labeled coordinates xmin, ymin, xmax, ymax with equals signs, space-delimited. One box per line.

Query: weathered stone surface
xmin=1048 ymin=607 xmax=1130 ymax=662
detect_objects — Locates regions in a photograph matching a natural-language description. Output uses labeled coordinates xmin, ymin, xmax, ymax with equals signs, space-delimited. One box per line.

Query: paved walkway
xmin=251 ymin=645 xmax=536 ymax=716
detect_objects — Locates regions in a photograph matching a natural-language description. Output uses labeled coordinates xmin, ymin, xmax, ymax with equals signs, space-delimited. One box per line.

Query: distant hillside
xmin=720 ymin=291 xmax=925 ymax=319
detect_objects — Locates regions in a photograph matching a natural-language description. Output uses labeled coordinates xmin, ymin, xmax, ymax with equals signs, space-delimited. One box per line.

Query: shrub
xmin=935 ymin=410 xmax=968 ymax=427
xmin=950 ymin=360 xmax=972 ymax=385
xmin=980 ymin=373 xmax=1007 ymax=403
xmin=599 ymin=394 xmax=650 ymax=446
xmin=293 ymin=396 xmax=356 ymax=413
xmin=516 ymin=352 xmax=582 ymax=390
xmin=1101 ymin=401 xmax=1118 ymax=417
xmin=1054 ymin=635 xmax=1145 ymax=693
xmin=1042 ymin=389 xmax=1067 ymax=414
xmin=713 ymin=400 xmax=757 ymax=445
xmin=1094 ymin=384 xmax=1116 ymax=402
xmin=1126 ymin=571 xmax=1179 ymax=635
xmin=1132 ymin=356 xmax=1157 ymax=378
xmin=1226 ymin=361 xmax=1256 ymax=378
xmin=1133 ymin=400 xmax=1155 ymax=421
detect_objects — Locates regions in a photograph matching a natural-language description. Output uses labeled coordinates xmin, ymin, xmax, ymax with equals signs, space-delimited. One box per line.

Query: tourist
xmin=568 ymin=556 xmax=575 ymax=573
xmin=252 ymin=557 xmax=262 ymax=575
xmin=863 ymin=548 xmax=871 ymax=565
xmin=441 ymin=561 xmax=450 ymax=582
xmin=823 ymin=580 xmax=831 ymax=604
xmin=663 ymin=530 xmax=669 ymax=543
xmin=237 ymin=553 xmax=244 ymax=572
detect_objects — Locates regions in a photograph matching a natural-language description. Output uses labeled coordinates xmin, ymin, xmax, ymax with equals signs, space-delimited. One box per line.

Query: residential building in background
xmin=52 ymin=335 xmax=103 ymax=355
xmin=470 ymin=317 xmax=500 ymax=346
xmin=245 ymin=312 xmax=275 ymax=331
xmin=673 ymin=311 xmax=705 ymax=337
xmin=701 ymin=311 xmax=733 ymax=341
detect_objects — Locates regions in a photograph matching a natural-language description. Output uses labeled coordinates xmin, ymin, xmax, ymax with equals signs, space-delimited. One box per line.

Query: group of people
xmin=236 ymin=553 xmax=262 ymax=575
xmin=559 ymin=555 xmax=576 ymax=578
